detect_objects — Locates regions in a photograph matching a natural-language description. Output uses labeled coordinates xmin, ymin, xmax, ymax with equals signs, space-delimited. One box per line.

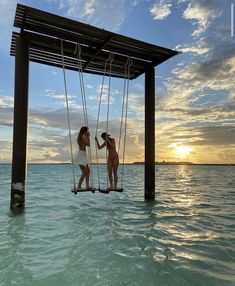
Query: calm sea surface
xmin=0 ymin=164 xmax=235 ymax=286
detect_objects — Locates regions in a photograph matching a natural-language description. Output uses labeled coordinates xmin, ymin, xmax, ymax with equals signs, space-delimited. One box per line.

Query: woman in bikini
xmin=76 ymin=126 xmax=91 ymax=190
xmin=95 ymin=132 xmax=119 ymax=189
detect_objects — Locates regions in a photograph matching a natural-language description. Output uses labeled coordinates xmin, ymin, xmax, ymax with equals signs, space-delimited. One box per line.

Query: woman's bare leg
xmin=107 ymin=161 xmax=113 ymax=188
xmin=78 ymin=165 xmax=86 ymax=189
xmin=85 ymin=165 xmax=90 ymax=188
xmin=113 ymin=161 xmax=119 ymax=188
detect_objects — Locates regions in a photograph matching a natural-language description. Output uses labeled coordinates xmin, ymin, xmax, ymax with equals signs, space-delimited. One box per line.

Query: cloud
xmin=154 ymin=11 xmax=235 ymax=164
xmin=159 ymin=33 xmax=235 ymax=112
xmin=150 ymin=0 xmax=172 ymax=20
xmin=95 ymin=84 xmax=115 ymax=105
xmin=1 ymin=0 xmax=233 ymax=164
xmin=86 ymin=84 xmax=93 ymax=89
xmin=182 ymin=1 xmax=221 ymax=36
xmin=27 ymin=131 xmax=70 ymax=163
xmin=0 ymin=107 xmax=13 ymax=128
xmin=64 ymin=0 xmax=128 ymax=31
xmin=28 ymin=108 xmax=87 ymax=130
xmin=191 ymin=125 xmax=235 ymax=146
xmin=178 ymin=42 xmax=235 ymax=90
xmin=0 ymin=96 xmax=14 ymax=108
xmin=18 ymin=106 xmax=143 ymax=163
xmin=0 ymin=0 xmax=17 ymax=52
xmin=128 ymin=93 xmax=144 ymax=117
xmin=0 ymin=102 xmax=143 ymax=162
xmin=155 ymin=121 xmax=235 ymax=163
xmin=170 ymin=125 xmax=235 ymax=147
xmin=42 ymin=89 xmax=85 ymax=109
xmin=1 ymin=0 xmax=134 ymax=44
xmin=0 ymin=140 xmax=12 ymax=162
xmin=176 ymin=37 xmax=210 ymax=55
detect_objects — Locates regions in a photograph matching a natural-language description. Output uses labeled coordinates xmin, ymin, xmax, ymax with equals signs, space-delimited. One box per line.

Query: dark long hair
xmin=101 ymin=132 xmax=112 ymax=147
xmin=77 ymin=126 xmax=88 ymax=146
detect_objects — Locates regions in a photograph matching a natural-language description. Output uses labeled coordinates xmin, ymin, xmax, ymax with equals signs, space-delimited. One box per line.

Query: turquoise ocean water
xmin=0 ymin=164 xmax=235 ymax=286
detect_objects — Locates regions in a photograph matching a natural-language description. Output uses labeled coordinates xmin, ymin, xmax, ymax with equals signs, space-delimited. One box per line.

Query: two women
xmin=76 ymin=127 xmax=119 ymax=190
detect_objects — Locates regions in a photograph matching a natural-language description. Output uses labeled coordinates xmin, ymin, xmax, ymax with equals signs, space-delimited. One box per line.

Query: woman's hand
xmin=95 ymin=137 xmax=99 ymax=147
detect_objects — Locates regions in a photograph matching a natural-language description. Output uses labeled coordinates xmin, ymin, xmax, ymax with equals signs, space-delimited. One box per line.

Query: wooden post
xmin=10 ymin=35 xmax=29 ymax=210
xmin=145 ymin=65 xmax=155 ymax=200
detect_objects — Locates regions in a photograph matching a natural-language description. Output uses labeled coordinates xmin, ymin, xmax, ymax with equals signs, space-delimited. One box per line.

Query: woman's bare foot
xmin=76 ymin=187 xmax=84 ymax=191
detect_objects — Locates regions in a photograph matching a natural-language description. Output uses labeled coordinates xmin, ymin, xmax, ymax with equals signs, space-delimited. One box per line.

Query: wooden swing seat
xmin=71 ymin=187 xmax=124 ymax=195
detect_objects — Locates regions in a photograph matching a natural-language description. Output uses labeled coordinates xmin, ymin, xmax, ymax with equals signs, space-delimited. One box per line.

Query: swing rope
xmin=118 ymin=57 xmax=129 ymax=156
xmin=105 ymin=53 xmax=114 ymax=188
xmin=74 ymin=44 xmax=88 ymax=126
xmin=95 ymin=56 xmax=109 ymax=188
xmin=75 ymin=43 xmax=94 ymax=188
xmin=61 ymin=40 xmax=76 ymax=190
xmin=95 ymin=54 xmax=132 ymax=190
xmin=120 ymin=58 xmax=133 ymax=187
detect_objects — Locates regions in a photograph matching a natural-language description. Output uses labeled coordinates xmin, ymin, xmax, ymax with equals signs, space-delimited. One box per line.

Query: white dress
xmin=75 ymin=150 xmax=88 ymax=166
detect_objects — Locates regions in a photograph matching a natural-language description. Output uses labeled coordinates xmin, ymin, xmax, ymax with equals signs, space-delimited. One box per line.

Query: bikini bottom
xmin=108 ymin=154 xmax=119 ymax=163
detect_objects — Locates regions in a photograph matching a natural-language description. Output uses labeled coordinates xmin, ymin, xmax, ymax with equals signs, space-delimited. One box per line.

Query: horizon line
xmin=0 ymin=162 xmax=234 ymax=166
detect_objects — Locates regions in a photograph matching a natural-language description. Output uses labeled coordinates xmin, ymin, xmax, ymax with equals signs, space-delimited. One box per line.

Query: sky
xmin=0 ymin=0 xmax=234 ymax=164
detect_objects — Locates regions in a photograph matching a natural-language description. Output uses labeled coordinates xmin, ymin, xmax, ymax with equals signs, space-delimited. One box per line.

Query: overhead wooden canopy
xmin=10 ymin=3 xmax=179 ymax=79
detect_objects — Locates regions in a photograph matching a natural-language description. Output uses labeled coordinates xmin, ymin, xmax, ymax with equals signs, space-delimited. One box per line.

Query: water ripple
xmin=0 ymin=164 xmax=235 ymax=285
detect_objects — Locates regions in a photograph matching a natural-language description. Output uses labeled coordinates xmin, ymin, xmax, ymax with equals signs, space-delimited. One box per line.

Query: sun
xmin=174 ymin=145 xmax=193 ymax=159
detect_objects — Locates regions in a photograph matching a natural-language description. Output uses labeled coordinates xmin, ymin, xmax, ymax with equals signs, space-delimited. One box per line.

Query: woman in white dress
xmin=76 ymin=126 xmax=91 ymax=190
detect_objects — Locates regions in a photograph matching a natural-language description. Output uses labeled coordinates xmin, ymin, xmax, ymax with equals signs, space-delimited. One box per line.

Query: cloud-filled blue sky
xmin=0 ymin=0 xmax=234 ymax=164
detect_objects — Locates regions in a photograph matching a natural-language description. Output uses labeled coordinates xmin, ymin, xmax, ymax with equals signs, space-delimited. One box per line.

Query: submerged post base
xmin=144 ymin=190 xmax=155 ymax=201
xmin=10 ymin=189 xmax=25 ymax=209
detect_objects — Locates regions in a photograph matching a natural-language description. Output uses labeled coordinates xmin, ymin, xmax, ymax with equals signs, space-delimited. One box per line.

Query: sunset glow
xmin=0 ymin=1 xmax=234 ymax=165
xmin=174 ymin=145 xmax=193 ymax=159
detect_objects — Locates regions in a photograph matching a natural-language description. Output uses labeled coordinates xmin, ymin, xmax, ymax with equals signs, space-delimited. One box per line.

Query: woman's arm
xmin=95 ymin=137 xmax=106 ymax=149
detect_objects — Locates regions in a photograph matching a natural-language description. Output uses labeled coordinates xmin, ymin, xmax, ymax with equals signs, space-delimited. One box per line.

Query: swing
xmin=61 ymin=41 xmax=131 ymax=195
xmin=98 ymin=188 xmax=124 ymax=194
xmin=72 ymin=187 xmax=124 ymax=195
xmin=71 ymin=188 xmax=96 ymax=194
xmin=61 ymin=41 xmax=95 ymax=193
xmin=95 ymin=54 xmax=132 ymax=194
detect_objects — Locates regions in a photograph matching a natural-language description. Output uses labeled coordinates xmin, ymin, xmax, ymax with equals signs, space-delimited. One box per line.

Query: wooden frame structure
xmin=10 ymin=3 xmax=179 ymax=209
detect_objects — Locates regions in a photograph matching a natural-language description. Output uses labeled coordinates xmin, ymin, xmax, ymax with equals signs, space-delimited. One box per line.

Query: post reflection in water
xmin=2 ymin=213 xmax=33 ymax=285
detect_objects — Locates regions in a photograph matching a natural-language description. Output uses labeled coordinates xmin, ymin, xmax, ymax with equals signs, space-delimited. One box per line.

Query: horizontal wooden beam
xmin=11 ymin=3 xmax=179 ymax=80
xmin=11 ymin=32 xmax=147 ymax=79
